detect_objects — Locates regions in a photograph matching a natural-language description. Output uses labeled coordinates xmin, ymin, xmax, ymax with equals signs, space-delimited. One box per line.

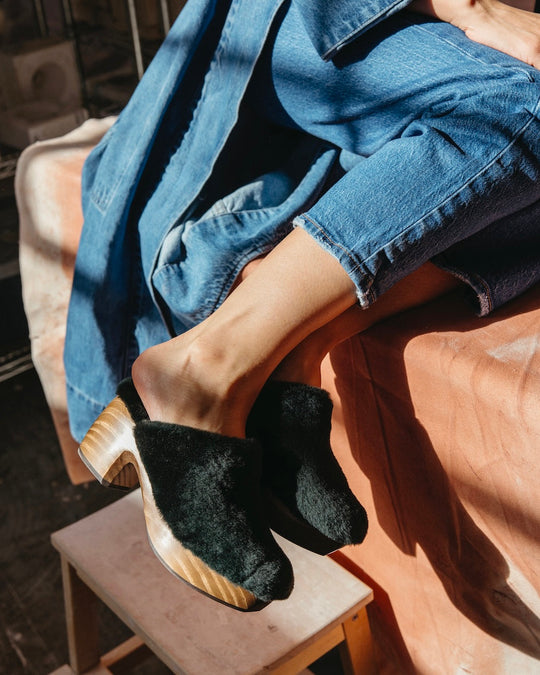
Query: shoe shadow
xmin=330 ymin=287 xmax=540 ymax=666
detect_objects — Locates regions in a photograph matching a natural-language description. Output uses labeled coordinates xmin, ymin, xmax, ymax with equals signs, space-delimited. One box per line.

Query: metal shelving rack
xmin=0 ymin=1 xmax=175 ymax=381
xmin=0 ymin=0 xmax=173 ymax=178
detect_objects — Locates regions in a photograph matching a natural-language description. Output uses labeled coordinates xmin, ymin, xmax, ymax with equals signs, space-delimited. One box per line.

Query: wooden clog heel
xmin=79 ymin=396 xmax=139 ymax=490
xmin=77 ymin=379 xmax=294 ymax=612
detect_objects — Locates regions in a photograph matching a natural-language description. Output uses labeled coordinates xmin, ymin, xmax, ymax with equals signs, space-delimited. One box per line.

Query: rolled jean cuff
xmin=294 ymin=213 xmax=495 ymax=317
xmin=293 ymin=214 xmax=377 ymax=309
xmin=431 ymin=254 xmax=493 ymax=317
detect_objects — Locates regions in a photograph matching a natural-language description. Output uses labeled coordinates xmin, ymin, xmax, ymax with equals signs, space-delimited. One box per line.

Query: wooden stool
xmin=50 ymin=490 xmax=375 ymax=675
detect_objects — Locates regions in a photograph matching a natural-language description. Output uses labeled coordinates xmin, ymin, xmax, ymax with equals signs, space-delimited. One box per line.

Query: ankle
xmin=271 ymin=345 xmax=323 ymax=388
xmin=132 ymin=336 xmax=253 ymax=437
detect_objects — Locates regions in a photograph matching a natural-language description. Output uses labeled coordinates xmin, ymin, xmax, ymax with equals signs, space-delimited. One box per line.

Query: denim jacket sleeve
xmin=292 ymin=0 xmax=414 ymax=60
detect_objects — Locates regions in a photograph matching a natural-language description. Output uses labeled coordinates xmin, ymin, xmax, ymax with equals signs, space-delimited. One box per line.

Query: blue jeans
xmin=65 ymin=0 xmax=540 ymax=439
xmin=250 ymin=6 xmax=540 ymax=314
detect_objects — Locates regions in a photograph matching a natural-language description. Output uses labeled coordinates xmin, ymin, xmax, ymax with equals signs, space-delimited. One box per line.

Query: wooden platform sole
xmin=79 ymin=396 xmax=261 ymax=611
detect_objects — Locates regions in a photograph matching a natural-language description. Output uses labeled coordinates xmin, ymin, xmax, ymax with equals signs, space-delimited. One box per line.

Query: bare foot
xmin=464 ymin=1 xmax=540 ymax=67
xmin=131 ymin=334 xmax=251 ymax=438
xmin=410 ymin=0 xmax=540 ymax=68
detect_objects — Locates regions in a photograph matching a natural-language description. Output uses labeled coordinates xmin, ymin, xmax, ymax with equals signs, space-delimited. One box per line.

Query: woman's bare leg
xmin=132 ymin=228 xmax=458 ymax=437
xmin=132 ymin=227 xmax=356 ymax=436
xmin=233 ymin=252 xmax=458 ymax=388
xmin=271 ymin=262 xmax=459 ymax=387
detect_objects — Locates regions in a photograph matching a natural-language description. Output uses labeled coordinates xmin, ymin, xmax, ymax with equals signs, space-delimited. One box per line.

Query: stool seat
xmin=51 ymin=490 xmax=375 ymax=675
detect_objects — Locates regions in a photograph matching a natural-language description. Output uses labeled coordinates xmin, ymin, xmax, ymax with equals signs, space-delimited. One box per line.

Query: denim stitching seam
xmin=321 ymin=0 xmax=412 ymax=60
xmin=414 ymin=23 xmax=535 ymax=80
xmin=67 ymin=379 xmax=108 ymax=409
xmin=90 ymin=58 xmax=179 ymax=213
xmin=300 ymin=104 xmax=539 ymax=308
xmin=150 ymin=0 xmax=241 ymax=254
xmin=300 ymin=213 xmax=366 ymax=273
xmin=436 ymin=254 xmax=494 ymax=314
xmin=360 ymin=109 xmax=540 ymax=269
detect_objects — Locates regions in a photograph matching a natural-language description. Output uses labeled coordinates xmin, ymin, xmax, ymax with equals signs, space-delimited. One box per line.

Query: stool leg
xmin=339 ymin=607 xmax=376 ymax=675
xmin=60 ymin=556 xmax=100 ymax=674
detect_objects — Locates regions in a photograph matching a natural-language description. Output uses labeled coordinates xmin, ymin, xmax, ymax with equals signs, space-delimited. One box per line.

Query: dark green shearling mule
xmin=87 ymin=378 xmax=294 ymax=606
xmin=134 ymin=420 xmax=294 ymax=602
xmin=247 ymin=380 xmax=368 ymax=555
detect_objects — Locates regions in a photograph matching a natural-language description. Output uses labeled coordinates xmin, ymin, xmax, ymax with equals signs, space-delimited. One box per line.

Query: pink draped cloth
xmin=17 ymin=121 xmax=540 ymax=673
xmin=17 ymin=118 xmax=115 ymax=483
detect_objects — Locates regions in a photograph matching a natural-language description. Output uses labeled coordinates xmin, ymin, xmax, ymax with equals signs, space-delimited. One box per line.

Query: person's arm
xmin=409 ymin=0 xmax=540 ymax=68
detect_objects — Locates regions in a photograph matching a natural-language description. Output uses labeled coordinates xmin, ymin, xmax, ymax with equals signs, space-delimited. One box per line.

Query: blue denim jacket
xmin=66 ymin=0 xmax=414 ymax=438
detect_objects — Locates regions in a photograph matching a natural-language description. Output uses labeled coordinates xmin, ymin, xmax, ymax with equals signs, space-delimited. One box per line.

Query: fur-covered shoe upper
xmin=117 ymin=379 xmax=294 ymax=603
xmin=248 ymin=380 xmax=368 ymax=548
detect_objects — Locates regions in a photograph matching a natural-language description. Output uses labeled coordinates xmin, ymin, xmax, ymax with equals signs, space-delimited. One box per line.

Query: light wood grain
xmin=60 ymin=558 xmax=100 ymax=674
xmin=52 ymin=490 xmax=374 ymax=675
xmin=100 ymin=634 xmax=152 ymax=671
xmin=339 ymin=609 xmax=376 ymax=675
xmin=79 ymin=396 xmax=258 ymax=611
xmin=267 ymin=624 xmax=344 ymax=674
xmin=50 ymin=635 xmax=153 ymax=675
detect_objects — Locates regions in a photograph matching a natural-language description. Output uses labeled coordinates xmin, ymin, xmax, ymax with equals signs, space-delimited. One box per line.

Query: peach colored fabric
xmin=323 ymin=288 xmax=540 ymax=673
xmin=17 ymin=121 xmax=540 ymax=672
xmin=17 ymin=117 xmax=115 ymax=484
